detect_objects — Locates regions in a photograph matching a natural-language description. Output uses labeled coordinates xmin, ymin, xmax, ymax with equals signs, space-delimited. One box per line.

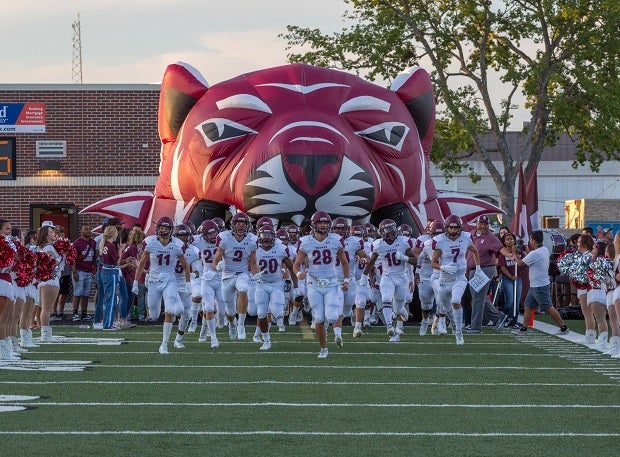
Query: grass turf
xmin=1 ymin=318 xmax=618 ymax=457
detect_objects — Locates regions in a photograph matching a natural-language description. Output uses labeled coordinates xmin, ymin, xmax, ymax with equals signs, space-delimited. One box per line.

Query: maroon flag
xmin=526 ymin=163 xmax=539 ymax=231
xmin=510 ymin=163 xmax=531 ymax=240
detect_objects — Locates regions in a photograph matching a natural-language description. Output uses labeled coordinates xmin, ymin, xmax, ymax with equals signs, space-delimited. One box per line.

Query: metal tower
xmin=72 ymin=13 xmax=83 ymax=83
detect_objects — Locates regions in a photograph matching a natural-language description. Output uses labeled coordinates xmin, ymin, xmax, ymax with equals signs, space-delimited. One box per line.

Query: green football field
xmin=1 ymin=317 xmax=618 ymax=457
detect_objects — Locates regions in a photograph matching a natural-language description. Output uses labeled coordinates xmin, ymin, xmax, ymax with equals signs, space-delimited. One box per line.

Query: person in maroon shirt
xmin=71 ymin=224 xmax=96 ymax=321
xmin=466 ymin=215 xmax=512 ymax=333
xmin=99 ymin=226 xmax=121 ymax=330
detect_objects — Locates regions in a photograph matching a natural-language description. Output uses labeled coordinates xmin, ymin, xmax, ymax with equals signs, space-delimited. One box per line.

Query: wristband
xmin=343 ymin=278 xmax=350 ymax=284
xmin=296 ymin=271 xmax=303 ymax=278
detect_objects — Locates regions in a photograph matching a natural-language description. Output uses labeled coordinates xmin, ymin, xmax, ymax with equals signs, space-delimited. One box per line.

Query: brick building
xmin=0 ymin=84 xmax=160 ymax=239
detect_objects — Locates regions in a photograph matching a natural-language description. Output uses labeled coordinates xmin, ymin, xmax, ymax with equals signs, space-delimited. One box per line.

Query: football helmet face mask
xmin=200 ymin=220 xmax=219 ymax=243
xmin=286 ymin=225 xmax=300 ymax=243
xmin=398 ymin=224 xmax=413 ymax=238
xmin=231 ymin=212 xmax=251 ymax=237
xmin=331 ymin=217 xmax=349 ymax=238
xmin=379 ymin=219 xmax=398 ymax=244
xmin=444 ymin=215 xmax=463 ymax=240
xmin=211 ymin=217 xmax=226 ymax=232
xmin=310 ymin=211 xmax=331 ymax=235
xmin=156 ymin=216 xmax=174 ymax=240
xmin=350 ymin=225 xmax=366 ymax=238
xmin=363 ymin=223 xmax=377 ymax=239
xmin=182 ymin=220 xmax=196 ymax=235
xmin=258 ymin=226 xmax=276 ymax=250
xmin=173 ymin=224 xmax=191 ymax=244
xmin=429 ymin=220 xmax=444 ymax=235
xmin=276 ymin=229 xmax=289 ymax=244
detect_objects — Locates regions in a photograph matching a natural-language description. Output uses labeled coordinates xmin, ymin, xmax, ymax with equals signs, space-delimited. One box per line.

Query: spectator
xmin=71 ymin=224 xmax=96 ymax=322
xmin=497 ymin=232 xmax=523 ymax=327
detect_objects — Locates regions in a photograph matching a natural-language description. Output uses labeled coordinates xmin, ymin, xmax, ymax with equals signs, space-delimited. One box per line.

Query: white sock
xmin=238 ymin=313 xmax=246 ymax=327
xmin=453 ymin=308 xmax=463 ymax=332
xmin=382 ymin=306 xmax=393 ymax=326
xmin=262 ymin=332 xmax=271 ymax=342
xmin=207 ymin=318 xmax=217 ymax=338
xmin=162 ymin=322 xmax=173 ymax=343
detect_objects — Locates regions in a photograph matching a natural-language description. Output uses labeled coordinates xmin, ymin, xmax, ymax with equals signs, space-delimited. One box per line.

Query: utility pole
xmin=72 ymin=13 xmax=83 ymax=83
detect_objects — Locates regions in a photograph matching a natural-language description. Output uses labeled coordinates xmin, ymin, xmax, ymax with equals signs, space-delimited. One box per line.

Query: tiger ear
xmin=390 ymin=66 xmax=435 ymax=158
xmin=158 ymin=62 xmax=210 ymax=144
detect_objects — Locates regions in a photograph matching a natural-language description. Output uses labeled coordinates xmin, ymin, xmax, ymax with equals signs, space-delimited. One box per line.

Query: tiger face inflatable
xmin=81 ymin=62 xmax=501 ymax=234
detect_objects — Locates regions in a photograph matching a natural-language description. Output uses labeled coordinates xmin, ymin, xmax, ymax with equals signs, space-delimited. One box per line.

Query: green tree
xmin=281 ymin=0 xmax=620 ymax=224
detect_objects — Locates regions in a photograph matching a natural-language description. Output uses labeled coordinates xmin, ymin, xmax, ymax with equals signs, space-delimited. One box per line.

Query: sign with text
xmin=0 ymin=103 xmax=46 ymax=133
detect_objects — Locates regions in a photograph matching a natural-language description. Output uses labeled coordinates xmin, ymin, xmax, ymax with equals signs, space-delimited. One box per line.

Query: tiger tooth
xmin=291 ymin=214 xmax=305 ymax=226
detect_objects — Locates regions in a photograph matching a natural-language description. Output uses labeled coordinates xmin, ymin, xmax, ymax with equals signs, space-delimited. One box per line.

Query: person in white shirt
xmin=211 ymin=212 xmax=259 ymax=341
xmin=293 ymin=211 xmax=349 ymax=358
xmin=360 ymin=219 xmax=417 ymax=342
xmin=511 ymin=230 xmax=569 ymax=336
xmin=171 ymin=224 xmax=202 ymax=350
xmin=253 ymin=225 xmax=298 ymax=350
xmin=431 ymin=215 xmax=480 ymax=345
xmin=193 ymin=219 xmax=224 ymax=347
xmin=132 ymin=216 xmax=191 ymax=354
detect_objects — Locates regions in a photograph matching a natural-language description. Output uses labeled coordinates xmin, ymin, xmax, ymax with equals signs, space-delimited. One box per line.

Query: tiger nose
xmin=284 ymin=154 xmax=340 ymax=195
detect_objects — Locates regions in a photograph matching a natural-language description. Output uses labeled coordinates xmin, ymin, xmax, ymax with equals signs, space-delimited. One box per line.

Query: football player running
xmin=431 ymin=215 xmax=481 ymax=346
xmin=360 ymin=219 xmax=417 ymax=342
xmin=253 ymin=225 xmax=299 ymax=350
xmin=211 ymin=212 xmax=259 ymax=340
xmin=133 ymin=217 xmax=191 ymax=354
xmin=293 ymin=211 xmax=350 ymax=358
xmin=171 ymin=224 xmax=202 ymax=350
xmin=331 ymin=217 xmax=369 ymax=338
xmin=193 ymin=220 xmax=224 ymax=347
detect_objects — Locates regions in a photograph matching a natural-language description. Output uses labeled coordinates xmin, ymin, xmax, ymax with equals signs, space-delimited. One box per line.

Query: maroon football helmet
xmin=379 ymin=219 xmax=398 ymax=244
xmin=155 ymin=216 xmax=174 ymax=239
xmin=331 ymin=217 xmax=349 ymax=238
xmin=231 ymin=212 xmax=251 ymax=236
xmin=200 ymin=220 xmax=219 ymax=243
xmin=311 ymin=211 xmax=332 ymax=234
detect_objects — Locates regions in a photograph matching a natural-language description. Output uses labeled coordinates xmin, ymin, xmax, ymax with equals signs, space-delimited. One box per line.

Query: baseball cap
xmin=603 ymin=228 xmax=613 ymax=235
xmin=477 ymin=215 xmax=490 ymax=223
xmin=41 ymin=221 xmax=54 ymax=227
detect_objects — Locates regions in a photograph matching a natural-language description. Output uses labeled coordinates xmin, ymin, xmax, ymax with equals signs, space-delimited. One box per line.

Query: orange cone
xmin=528 ymin=309 xmax=535 ymax=327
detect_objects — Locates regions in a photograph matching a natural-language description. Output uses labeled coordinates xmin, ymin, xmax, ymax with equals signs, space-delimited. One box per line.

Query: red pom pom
xmin=53 ymin=238 xmax=78 ymax=265
xmin=0 ymin=234 xmax=16 ymax=269
xmin=35 ymin=251 xmax=56 ymax=282
xmin=14 ymin=242 xmax=37 ymax=287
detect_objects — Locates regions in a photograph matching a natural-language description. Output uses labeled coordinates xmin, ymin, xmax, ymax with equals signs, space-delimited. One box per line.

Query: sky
xmin=2 ymin=0 xmax=348 ymax=85
xmin=2 ymin=0 xmax=530 ymax=127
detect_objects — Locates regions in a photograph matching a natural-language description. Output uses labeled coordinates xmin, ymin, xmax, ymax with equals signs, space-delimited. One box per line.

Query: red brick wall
xmin=0 ymin=86 xmax=161 ymax=233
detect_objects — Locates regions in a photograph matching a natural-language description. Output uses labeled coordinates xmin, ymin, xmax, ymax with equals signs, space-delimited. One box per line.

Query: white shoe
xmin=387 ymin=325 xmax=395 ymax=337
xmin=334 ymin=335 xmax=343 ymax=348
xmin=389 ymin=334 xmax=400 ymax=342
xmin=437 ymin=318 xmax=447 ymax=335
xmin=419 ymin=319 xmax=429 ymax=336
xmin=260 ymin=341 xmax=271 ymax=351
xmin=237 ymin=326 xmax=246 ymax=340
xmin=396 ymin=326 xmax=404 ymax=336
xmin=173 ymin=339 xmax=185 ymax=349
xmin=93 ymin=322 xmax=103 ymax=330
xmin=362 ymin=320 xmax=371 ymax=331
xmin=288 ymin=317 xmax=297 ymax=326
xmin=455 ymin=331 xmax=464 ymax=345
xmin=211 ymin=338 xmax=220 ymax=348
xmin=317 ymin=348 xmax=328 ymax=358
xmin=353 ymin=327 xmax=362 ymax=338
xmin=198 ymin=329 xmax=208 ymax=343
xmin=159 ymin=343 xmax=169 ymax=354
xmin=253 ymin=333 xmax=263 ymax=343
xmin=188 ymin=323 xmax=198 ymax=333
xmin=228 ymin=325 xmax=237 ymax=340
xmin=278 ymin=324 xmax=286 ymax=332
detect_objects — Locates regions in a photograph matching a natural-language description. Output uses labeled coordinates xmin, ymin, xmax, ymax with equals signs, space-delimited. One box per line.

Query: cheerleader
xmin=35 ymin=225 xmax=62 ymax=342
xmin=0 ymin=219 xmax=17 ymax=361
xmin=18 ymin=232 xmax=39 ymax=348
xmin=588 ymin=241 xmax=610 ymax=349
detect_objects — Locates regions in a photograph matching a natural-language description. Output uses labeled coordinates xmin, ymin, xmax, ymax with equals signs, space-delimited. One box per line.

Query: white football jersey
xmin=370 ymin=235 xmax=413 ymax=276
xmin=173 ymin=243 xmax=201 ymax=284
xmin=143 ymin=235 xmax=184 ymax=276
xmin=335 ymin=235 xmax=365 ymax=280
xmin=432 ymin=232 xmax=473 ymax=276
xmin=215 ymin=230 xmax=257 ymax=279
xmin=256 ymin=243 xmax=291 ymax=283
xmin=297 ymin=233 xmax=344 ymax=279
